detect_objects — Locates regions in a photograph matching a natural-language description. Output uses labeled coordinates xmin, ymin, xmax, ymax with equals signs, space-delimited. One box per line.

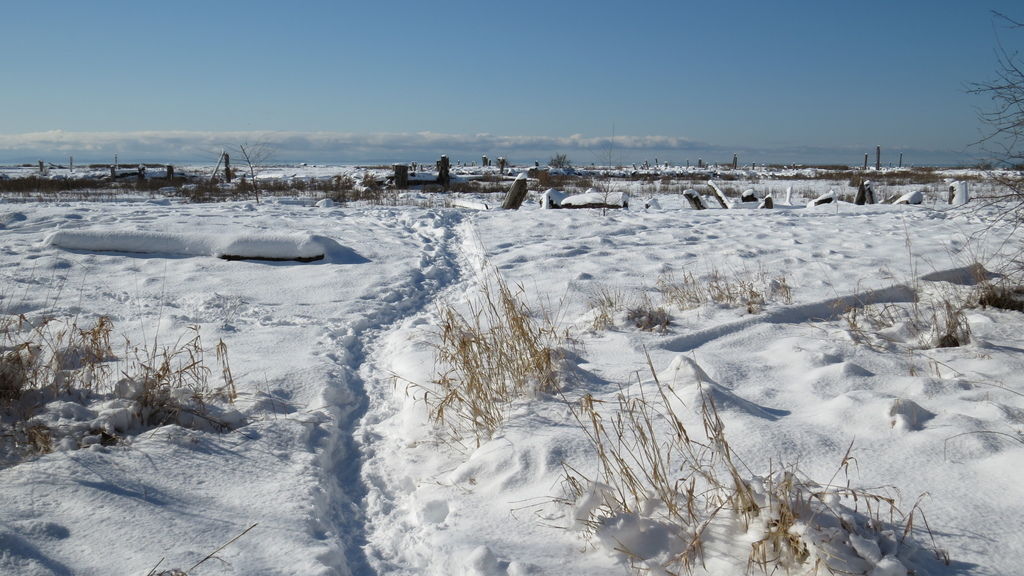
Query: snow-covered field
xmin=1 ymin=167 xmax=1022 ymax=575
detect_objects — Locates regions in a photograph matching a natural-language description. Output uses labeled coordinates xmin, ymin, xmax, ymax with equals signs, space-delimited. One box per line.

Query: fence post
xmin=875 ymin=146 xmax=881 ymax=170
xmin=393 ymin=164 xmax=409 ymax=189
xmin=223 ymin=153 xmax=232 ymax=182
xmin=436 ymin=155 xmax=450 ymax=189
xmin=166 ymin=165 xmax=174 ymax=179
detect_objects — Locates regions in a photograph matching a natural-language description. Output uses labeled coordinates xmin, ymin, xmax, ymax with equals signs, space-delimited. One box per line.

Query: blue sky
xmin=2 ymin=0 xmax=1022 ymax=166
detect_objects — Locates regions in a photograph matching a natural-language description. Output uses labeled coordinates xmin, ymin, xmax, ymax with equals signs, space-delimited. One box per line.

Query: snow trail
xmin=312 ymin=209 xmax=466 ymax=574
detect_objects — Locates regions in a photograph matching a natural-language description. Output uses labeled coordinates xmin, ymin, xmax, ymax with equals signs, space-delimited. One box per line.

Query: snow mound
xmin=0 ymin=211 xmax=27 ymax=228
xmin=659 ymin=355 xmax=788 ymax=420
xmin=44 ymin=229 xmax=367 ymax=263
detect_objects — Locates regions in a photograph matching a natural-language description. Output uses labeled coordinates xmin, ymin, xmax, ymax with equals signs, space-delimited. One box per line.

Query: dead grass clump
xmin=562 ymin=377 xmax=757 ymax=573
xmin=586 ymin=286 xmax=630 ymax=331
xmin=658 ymin=268 xmax=792 ymax=313
xmin=0 ymin=312 xmax=240 ymax=466
xmin=976 ymin=281 xmax=1024 ymax=312
xmin=625 ymin=303 xmax=671 ymax=332
xmin=427 ymin=274 xmax=563 ymax=444
xmin=562 ymin=359 xmax=943 ymax=574
xmin=930 ymin=300 xmax=972 ymax=348
xmin=122 ymin=326 xmax=238 ymax=429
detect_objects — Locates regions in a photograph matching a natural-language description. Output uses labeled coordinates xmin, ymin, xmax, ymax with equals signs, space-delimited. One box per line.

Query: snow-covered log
xmin=560 ymin=189 xmax=629 ymax=209
xmin=708 ymin=180 xmax=730 ymax=208
xmin=683 ymin=189 xmax=706 ymax=210
xmin=808 ymin=190 xmax=836 ymax=207
xmin=893 ymin=190 xmax=923 ymax=205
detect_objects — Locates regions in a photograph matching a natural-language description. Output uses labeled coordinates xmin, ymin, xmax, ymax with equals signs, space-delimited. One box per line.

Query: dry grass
xmin=123 ymin=325 xmax=238 ymax=428
xmin=561 ymin=357 xmax=943 ymax=574
xmin=586 ymin=286 xmax=630 ymax=331
xmin=1 ymin=311 xmax=240 ymax=466
xmin=426 ymin=273 xmax=564 ymax=445
xmin=658 ymin=267 xmax=792 ymax=314
xmin=561 ymin=364 xmax=759 ymax=573
xmin=625 ymin=304 xmax=672 ymax=332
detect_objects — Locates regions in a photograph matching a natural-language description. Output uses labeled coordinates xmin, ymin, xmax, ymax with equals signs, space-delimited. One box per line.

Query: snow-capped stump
xmin=540 ymin=188 xmax=568 ymax=209
xmin=893 ymin=190 xmax=923 ymax=205
xmin=854 ymin=180 xmax=876 ymax=205
xmin=683 ymin=189 xmax=707 ymax=210
xmin=808 ymin=190 xmax=836 ymax=207
xmin=741 ymin=189 xmax=758 ymax=203
xmin=500 ymin=173 xmax=529 ymax=210
xmin=758 ymin=195 xmax=774 ymax=209
xmin=948 ymin=180 xmax=970 ymax=205
xmin=559 ymin=189 xmax=629 ymax=209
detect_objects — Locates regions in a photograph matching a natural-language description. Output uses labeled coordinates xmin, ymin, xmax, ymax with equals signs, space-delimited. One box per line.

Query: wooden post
xmin=898 ymin=153 xmax=903 ymax=168
xmin=482 ymin=155 xmax=488 ymax=167
xmin=500 ymin=174 xmax=529 ymax=210
xmin=38 ymin=160 xmax=44 ymax=173
xmin=436 ymin=155 xmax=450 ymax=189
xmin=497 ymin=157 xmax=506 ymax=175
xmin=70 ymin=156 xmax=73 ymax=173
xmin=855 ymin=180 xmax=875 ymax=205
xmin=875 ymin=145 xmax=881 ymax=170
xmin=223 ymin=152 xmax=232 ymax=182
xmin=166 ymin=165 xmax=174 ymax=179
xmin=110 ymin=165 xmax=116 ymax=178
xmin=863 ymin=153 xmax=868 ymax=170
xmin=137 ymin=165 xmax=145 ymax=181
xmin=732 ymin=153 xmax=738 ymax=169
xmin=698 ymin=158 xmax=703 ymax=168
xmin=393 ymin=164 xmax=409 ymax=189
